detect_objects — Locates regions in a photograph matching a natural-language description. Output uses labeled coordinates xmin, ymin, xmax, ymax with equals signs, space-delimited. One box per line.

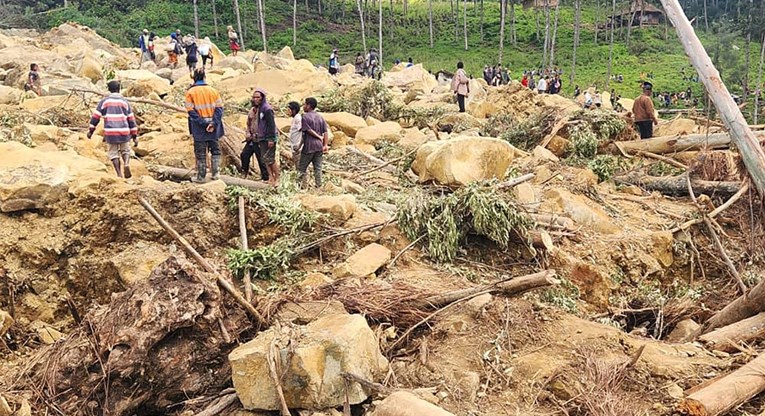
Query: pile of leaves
xmin=397 ymin=181 xmax=533 ymax=263
xmin=567 ymin=110 xmax=627 ymax=158
xmin=495 ymin=109 xmax=558 ymax=151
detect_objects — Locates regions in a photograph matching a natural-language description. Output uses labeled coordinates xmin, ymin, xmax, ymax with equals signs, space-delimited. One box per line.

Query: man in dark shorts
xmin=242 ymin=88 xmax=279 ymax=184
xmin=633 ymin=81 xmax=659 ymax=139
xmin=298 ymin=97 xmax=329 ymax=188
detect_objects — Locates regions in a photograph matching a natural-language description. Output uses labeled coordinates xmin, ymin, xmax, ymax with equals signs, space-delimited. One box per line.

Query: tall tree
xmin=293 ymin=0 xmax=297 ymax=46
xmin=428 ymin=0 xmax=434 ymax=48
xmin=480 ymin=0 xmax=484 ymax=41
xmin=193 ymin=0 xmax=199 ymax=38
xmin=463 ymin=0 xmax=468 ymax=50
xmin=499 ymin=0 xmax=507 ymax=63
xmin=755 ymin=32 xmax=765 ymax=124
xmin=571 ymin=0 xmax=581 ymax=84
xmin=549 ymin=5 xmax=560 ymax=67
xmin=378 ymin=0 xmax=382 ymax=63
xmin=542 ymin=2 xmax=551 ymax=67
xmin=594 ymin=0 xmax=600 ymax=44
xmin=211 ymin=0 xmax=219 ymax=38
xmin=256 ymin=0 xmax=267 ymax=51
xmin=703 ymin=0 xmax=709 ymax=30
xmin=510 ymin=0 xmax=516 ymax=46
xmin=233 ymin=0 xmax=244 ymax=49
xmin=607 ymin=0 xmax=617 ymax=87
xmin=356 ymin=0 xmax=367 ymax=54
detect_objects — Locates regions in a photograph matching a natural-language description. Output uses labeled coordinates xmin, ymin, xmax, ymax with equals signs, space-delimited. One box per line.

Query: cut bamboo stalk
xmin=238 ymin=196 xmax=252 ymax=303
xmin=152 ymin=164 xmax=270 ymax=190
xmin=678 ymin=353 xmax=765 ymax=416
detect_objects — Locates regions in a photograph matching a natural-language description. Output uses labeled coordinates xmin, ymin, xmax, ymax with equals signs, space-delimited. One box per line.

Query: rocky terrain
xmin=0 ymin=23 xmax=764 ymax=416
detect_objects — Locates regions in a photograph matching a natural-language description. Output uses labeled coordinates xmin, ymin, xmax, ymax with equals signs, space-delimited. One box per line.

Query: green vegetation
xmin=397 ymin=181 xmax=532 ymax=263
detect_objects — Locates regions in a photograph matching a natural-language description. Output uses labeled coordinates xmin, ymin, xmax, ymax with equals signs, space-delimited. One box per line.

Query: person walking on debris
xmin=24 ymin=63 xmax=42 ymax=96
xmin=451 ymin=61 xmax=470 ymax=113
xmin=148 ymin=32 xmax=157 ymax=62
xmin=185 ymin=68 xmax=225 ymax=182
xmin=354 ymin=53 xmax=365 ymax=75
xmin=199 ymin=37 xmax=213 ymax=68
xmin=242 ymin=89 xmax=279 ymax=185
xmin=87 ymin=80 xmax=138 ymax=179
xmin=288 ymin=101 xmax=303 ymax=167
xmin=185 ymin=35 xmax=199 ymax=73
xmin=633 ymin=81 xmax=659 ymax=139
xmin=297 ymin=97 xmax=329 ymax=188
xmin=167 ymin=33 xmax=182 ymax=69
xmin=138 ymin=29 xmax=151 ymax=64
xmin=329 ymin=48 xmax=340 ymax=75
xmin=227 ymin=26 xmax=241 ymax=56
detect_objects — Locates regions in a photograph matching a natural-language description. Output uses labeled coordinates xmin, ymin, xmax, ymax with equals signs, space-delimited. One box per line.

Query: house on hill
xmin=522 ymin=0 xmax=560 ymax=9
xmin=609 ymin=1 xmax=666 ymax=27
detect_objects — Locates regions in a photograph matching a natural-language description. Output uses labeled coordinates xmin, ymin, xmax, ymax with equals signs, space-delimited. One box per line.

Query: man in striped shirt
xmin=185 ymin=68 xmax=225 ymax=182
xmin=87 ymin=80 xmax=138 ymax=178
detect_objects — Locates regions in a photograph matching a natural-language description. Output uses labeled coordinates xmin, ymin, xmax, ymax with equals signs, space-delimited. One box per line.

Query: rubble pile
xmin=0 ymin=23 xmax=764 ymax=416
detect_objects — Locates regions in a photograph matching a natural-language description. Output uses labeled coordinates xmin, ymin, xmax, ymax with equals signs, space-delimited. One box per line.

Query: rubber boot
xmin=211 ymin=155 xmax=221 ymax=180
xmin=122 ymin=154 xmax=132 ymax=179
xmin=191 ymin=159 xmax=207 ymax=183
xmin=111 ymin=159 xmax=123 ymax=178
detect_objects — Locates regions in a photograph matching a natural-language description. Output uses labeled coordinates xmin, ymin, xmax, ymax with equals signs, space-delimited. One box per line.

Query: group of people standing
xmin=351 ymin=49 xmax=382 ymax=79
xmin=520 ymin=73 xmax=563 ymax=95
xmin=482 ymin=64 xmax=510 ymax=86
xmin=139 ymin=29 xmax=215 ymax=72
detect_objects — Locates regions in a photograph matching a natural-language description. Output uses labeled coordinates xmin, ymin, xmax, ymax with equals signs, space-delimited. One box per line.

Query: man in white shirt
xmin=536 ymin=76 xmax=548 ymax=94
xmin=287 ymin=101 xmax=303 ymax=166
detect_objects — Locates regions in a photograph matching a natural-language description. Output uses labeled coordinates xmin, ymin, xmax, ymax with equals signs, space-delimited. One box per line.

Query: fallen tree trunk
xmin=660 ymin=0 xmax=765 ymax=197
xmin=698 ymin=312 xmax=765 ymax=352
xmin=613 ymin=173 xmax=741 ymax=197
xmin=609 ymin=133 xmax=734 ymax=155
xmin=152 ymin=164 xmax=270 ymax=190
xmin=678 ymin=353 xmax=765 ymax=416
xmin=701 ymin=276 xmax=765 ymax=335
xmin=418 ymin=270 xmax=558 ymax=308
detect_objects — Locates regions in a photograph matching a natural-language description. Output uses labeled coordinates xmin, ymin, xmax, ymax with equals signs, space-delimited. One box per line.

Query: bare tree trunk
xmin=428 ymin=0 xmax=434 ymax=48
xmin=606 ymin=0 xmax=616 ymax=88
xmin=293 ymin=0 xmax=297 ymax=46
xmin=233 ymin=0 xmax=244 ymax=50
xmin=453 ymin=0 xmax=459 ymax=42
xmin=626 ymin=6 xmax=637 ymax=46
xmin=256 ymin=0 xmax=267 ymax=52
xmin=703 ymin=0 xmax=709 ymax=30
xmin=193 ymin=0 xmax=200 ymax=38
xmin=594 ymin=0 xmax=600 ymax=44
xmin=542 ymin=2 xmax=551 ymax=68
xmin=510 ymin=0 xmax=516 ymax=46
xmin=756 ymin=32 xmax=765 ymax=125
xmin=357 ymin=0 xmax=367 ymax=54
xmin=499 ymin=0 xmax=507 ymax=63
xmin=379 ymin=0 xmax=383 ymax=63
xmin=479 ymin=0 xmax=484 ymax=41
xmin=549 ymin=5 xmax=560 ymax=67
xmin=571 ymin=0 xmax=581 ymax=84
xmin=660 ymin=0 xmax=765 ymax=197
xmin=463 ymin=0 xmax=468 ymax=50
xmin=241 ymin=0 xmax=247 ymax=46
xmin=212 ymin=0 xmax=220 ymax=38
xmin=535 ymin=9 xmax=540 ymax=41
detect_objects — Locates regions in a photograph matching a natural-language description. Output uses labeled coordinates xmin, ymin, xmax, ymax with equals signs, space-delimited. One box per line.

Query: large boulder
xmin=381 ymin=64 xmax=437 ymax=93
xmin=469 ymin=82 xmax=537 ymax=119
xmin=412 ymin=136 xmax=518 ymax=186
xmin=229 ymin=314 xmax=389 ymax=410
xmin=76 ymin=55 xmax=104 ymax=83
xmin=218 ymin=55 xmax=254 ymax=72
xmin=298 ymin=194 xmax=357 ymax=221
xmin=355 ymin=121 xmax=403 ymax=145
xmin=332 ymin=243 xmax=392 ymax=278
xmin=217 ymin=69 xmax=336 ymax=103
xmin=654 ymin=118 xmax=697 ymax=137
xmin=276 ymin=46 xmax=295 ymax=60
xmin=370 ymin=391 xmax=456 ymax=416
xmin=0 ymin=142 xmax=111 ymax=212
xmin=0 ymin=85 xmax=21 ymax=105
xmin=540 ymin=188 xmax=619 ymax=234
xmin=124 ymin=77 xmax=172 ymax=98
xmin=323 ymin=112 xmax=368 ymax=137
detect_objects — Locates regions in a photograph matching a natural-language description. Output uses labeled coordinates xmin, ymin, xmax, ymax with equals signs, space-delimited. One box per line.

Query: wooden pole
xmin=660 ymin=0 xmax=765 ymax=197
xmin=613 ymin=173 xmax=741 ymax=197
xmin=138 ymin=196 xmax=266 ymax=326
xmin=238 ymin=196 xmax=253 ymax=303
xmin=698 ymin=311 xmax=765 ymax=352
xmin=678 ymin=353 xmax=765 ymax=415
xmin=701 ymin=275 xmax=765 ymax=335
xmin=152 ymin=165 xmax=270 ymax=190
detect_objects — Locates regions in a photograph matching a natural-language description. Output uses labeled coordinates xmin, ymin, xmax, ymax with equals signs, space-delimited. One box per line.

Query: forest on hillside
xmin=2 ymin=0 xmax=765 ymax=107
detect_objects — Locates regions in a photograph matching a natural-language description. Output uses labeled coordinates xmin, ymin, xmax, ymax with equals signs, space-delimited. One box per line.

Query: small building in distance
xmin=610 ymin=1 xmax=666 ymax=27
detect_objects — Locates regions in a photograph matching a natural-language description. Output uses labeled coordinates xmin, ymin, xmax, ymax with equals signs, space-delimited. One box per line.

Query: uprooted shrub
xmin=397 ymin=181 xmax=533 ymax=263
xmin=496 ymin=109 xmax=559 ymax=151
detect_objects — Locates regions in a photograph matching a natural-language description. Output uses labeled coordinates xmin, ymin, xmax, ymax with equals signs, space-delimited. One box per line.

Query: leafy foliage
xmin=226 ymin=184 xmax=320 ymax=234
xmin=397 ymin=181 xmax=532 ymax=263
xmin=587 ymin=155 xmax=621 ymax=182
xmin=227 ymin=239 xmax=295 ymax=280
xmin=498 ymin=109 xmax=558 ymax=151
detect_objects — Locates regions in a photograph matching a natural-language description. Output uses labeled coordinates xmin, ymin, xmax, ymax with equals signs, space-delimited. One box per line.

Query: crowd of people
xmin=138 ymin=28 xmax=217 ymax=72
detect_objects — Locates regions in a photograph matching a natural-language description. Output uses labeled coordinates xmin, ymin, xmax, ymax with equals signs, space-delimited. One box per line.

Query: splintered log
xmin=702 ymin=277 xmax=765 ymax=335
xmin=699 ymin=312 xmax=765 ymax=352
xmin=660 ymin=0 xmax=765 ymax=197
xmin=678 ymin=353 xmax=765 ymax=416
xmin=152 ymin=164 xmax=269 ymax=190
xmin=610 ymin=133 xmax=735 ymax=155
xmin=418 ymin=270 xmax=558 ymax=308
xmin=613 ymin=173 xmax=741 ymax=197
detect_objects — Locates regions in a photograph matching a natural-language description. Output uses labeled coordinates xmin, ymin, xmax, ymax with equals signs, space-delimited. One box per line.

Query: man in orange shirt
xmin=185 ymin=68 xmax=225 ymax=182
xmin=633 ymin=81 xmax=659 ymax=139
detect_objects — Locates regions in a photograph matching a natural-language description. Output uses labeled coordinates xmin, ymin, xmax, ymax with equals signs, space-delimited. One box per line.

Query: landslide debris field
xmin=1 ymin=24 xmax=765 ymax=416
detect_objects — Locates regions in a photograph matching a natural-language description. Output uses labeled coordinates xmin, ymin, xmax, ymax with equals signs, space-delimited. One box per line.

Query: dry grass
xmin=691 ymin=149 xmax=737 ymax=181
xmin=570 ymin=348 xmax=642 ymax=416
